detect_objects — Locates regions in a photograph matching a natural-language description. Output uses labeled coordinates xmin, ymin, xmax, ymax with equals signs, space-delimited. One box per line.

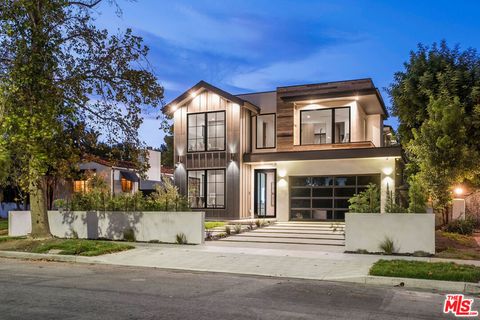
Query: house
xmin=71 ymin=149 xmax=163 ymax=196
xmin=164 ymin=79 xmax=404 ymax=221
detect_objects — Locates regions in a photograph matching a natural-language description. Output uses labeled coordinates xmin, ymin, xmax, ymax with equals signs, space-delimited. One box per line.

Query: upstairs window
xmin=187 ymin=111 xmax=225 ymax=152
xmin=300 ymin=107 xmax=350 ymax=145
xmin=256 ymin=114 xmax=276 ymax=149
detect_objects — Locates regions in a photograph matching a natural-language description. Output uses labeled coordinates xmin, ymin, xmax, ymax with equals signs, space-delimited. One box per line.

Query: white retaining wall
xmin=345 ymin=213 xmax=435 ymax=254
xmin=9 ymin=211 xmax=205 ymax=244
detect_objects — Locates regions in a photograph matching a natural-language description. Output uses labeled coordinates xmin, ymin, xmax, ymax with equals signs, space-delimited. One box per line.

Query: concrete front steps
xmin=219 ymin=221 xmax=345 ymax=246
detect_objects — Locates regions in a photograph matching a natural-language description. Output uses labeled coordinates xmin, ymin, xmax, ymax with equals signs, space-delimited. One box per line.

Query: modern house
xmin=164 ymin=79 xmax=403 ymax=221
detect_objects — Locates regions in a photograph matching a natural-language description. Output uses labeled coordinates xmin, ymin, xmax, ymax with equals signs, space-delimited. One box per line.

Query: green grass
xmin=0 ymin=219 xmax=8 ymax=231
xmin=370 ymin=259 xmax=480 ymax=283
xmin=204 ymin=221 xmax=226 ymax=230
xmin=0 ymin=238 xmax=133 ymax=256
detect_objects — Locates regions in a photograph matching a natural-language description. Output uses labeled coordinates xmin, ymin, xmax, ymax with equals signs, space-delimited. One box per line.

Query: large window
xmin=256 ymin=114 xmax=276 ymax=149
xmin=188 ymin=169 xmax=225 ymax=209
xmin=300 ymin=107 xmax=350 ymax=145
xmin=187 ymin=111 xmax=225 ymax=152
xmin=290 ymin=174 xmax=380 ymax=220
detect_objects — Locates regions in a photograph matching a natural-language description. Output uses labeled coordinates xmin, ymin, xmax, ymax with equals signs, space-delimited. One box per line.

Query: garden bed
xmin=435 ymin=230 xmax=480 ymax=260
xmin=0 ymin=237 xmax=133 ymax=256
xmin=370 ymin=259 xmax=480 ymax=283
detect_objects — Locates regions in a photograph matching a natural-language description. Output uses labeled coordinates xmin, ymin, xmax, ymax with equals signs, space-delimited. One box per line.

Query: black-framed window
xmin=256 ymin=113 xmax=276 ymax=149
xmin=188 ymin=169 xmax=225 ymax=209
xmin=300 ymin=107 xmax=350 ymax=145
xmin=187 ymin=111 xmax=225 ymax=152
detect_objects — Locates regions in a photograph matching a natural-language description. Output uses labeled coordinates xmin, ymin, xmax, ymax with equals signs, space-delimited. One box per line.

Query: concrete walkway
xmin=89 ymin=241 xmax=480 ymax=283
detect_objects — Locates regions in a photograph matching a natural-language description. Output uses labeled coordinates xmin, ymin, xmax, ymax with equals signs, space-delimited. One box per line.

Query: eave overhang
xmin=243 ymin=146 xmax=403 ymax=163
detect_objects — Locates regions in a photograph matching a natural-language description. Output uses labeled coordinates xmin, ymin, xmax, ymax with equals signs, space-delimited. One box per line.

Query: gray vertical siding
xmin=173 ymin=90 xmax=246 ymax=219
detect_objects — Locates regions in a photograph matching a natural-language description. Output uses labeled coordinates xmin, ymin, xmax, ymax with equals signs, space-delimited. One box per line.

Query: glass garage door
xmin=289 ymin=174 xmax=380 ymax=221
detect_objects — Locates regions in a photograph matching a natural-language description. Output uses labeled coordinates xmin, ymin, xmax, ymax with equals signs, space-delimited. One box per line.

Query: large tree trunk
xmin=29 ymin=177 xmax=51 ymax=238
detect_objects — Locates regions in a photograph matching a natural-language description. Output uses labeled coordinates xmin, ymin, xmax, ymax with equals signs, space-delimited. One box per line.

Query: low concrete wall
xmin=345 ymin=213 xmax=435 ymax=254
xmin=9 ymin=211 xmax=205 ymax=244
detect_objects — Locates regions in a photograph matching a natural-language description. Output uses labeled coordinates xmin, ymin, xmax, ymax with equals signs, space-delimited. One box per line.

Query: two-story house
xmin=164 ymin=79 xmax=403 ymax=221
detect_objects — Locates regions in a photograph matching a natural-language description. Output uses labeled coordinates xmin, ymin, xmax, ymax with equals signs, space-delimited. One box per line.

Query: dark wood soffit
xmin=243 ymin=146 xmax=403 ymax=163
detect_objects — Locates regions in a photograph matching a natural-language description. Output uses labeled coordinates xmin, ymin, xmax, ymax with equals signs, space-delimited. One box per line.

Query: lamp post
xmin=452 ymin=186 xmax=466 ymax=221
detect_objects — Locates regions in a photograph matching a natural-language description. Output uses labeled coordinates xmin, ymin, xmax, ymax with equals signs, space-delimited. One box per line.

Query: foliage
xmin=407 ymin=175 xmax=427 ymax=213
xmin=159 ymin=124 xmax=174 ymax=168
xmin=384 ymin=184 xmax=407 ymax=213
xmin=176 ymin=233 xmax=187 ymax=244
xmin=389 ymin=41 xmax=480 ymax=220
xmin=370 ymin=259 xmax=480 ymax=283
xmin=56 ymin=176 xmax=188 ymax=212
xmin=234 ymin=224 xmax=242 ymax=234
xmin=0 ymin=1 xmax=165 ymax=237
xmin=443 ymin=218 xmax=477 ymax=236
xmin=0 ymin=237 xmax=133 ymax=256
xmin=204 ymin=221 xmax=226 ymax=230
xmin=225 ymin=225 xmax=231 ymax=235
xmin=379 ymin=237 xmax=397 ymax=254
xmin=348 ymin=183 xmax=380 ymax=213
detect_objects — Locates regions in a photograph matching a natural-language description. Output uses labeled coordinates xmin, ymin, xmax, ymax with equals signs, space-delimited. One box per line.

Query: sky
xmin=94 ymin=0 xmax=480 ymax=148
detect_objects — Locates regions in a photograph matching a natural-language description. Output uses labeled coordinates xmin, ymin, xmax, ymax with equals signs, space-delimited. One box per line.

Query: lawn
xmin=370 ymin=259 xmax=480 ymax=283
xmin=0 ymin=219 xmax=8 ymax=235
xmin=435 ymin=231 xmax=480 ymax=260
xmin=0 ymin=237 xmax=133 ymax=256
xmin=205 ymin=221 xmax=226 ymax=230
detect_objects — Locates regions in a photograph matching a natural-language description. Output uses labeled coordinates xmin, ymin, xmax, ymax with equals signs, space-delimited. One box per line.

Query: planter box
xmin=9 ymin=210 xmax=205 ymax=244
xmin=345 ymin=213 xmax=435 ymax=254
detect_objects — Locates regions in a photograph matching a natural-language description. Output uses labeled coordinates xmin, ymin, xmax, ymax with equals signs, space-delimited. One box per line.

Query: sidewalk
xmin=2 ymin=241 xmax=480 ymax=293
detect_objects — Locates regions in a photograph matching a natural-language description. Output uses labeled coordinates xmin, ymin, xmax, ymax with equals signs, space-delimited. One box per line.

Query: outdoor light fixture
xmin=190 ymin=91 xmax=197 ymax=98
xmin=382 ymin=167 xmax=393 ymax=175
xmin=171 ymin=104 xmax=177 ymax=112
xmin=278 ymin=169 xmax=287 ymax=178
xmin=454 ymin=186 xmax=464 ymax=196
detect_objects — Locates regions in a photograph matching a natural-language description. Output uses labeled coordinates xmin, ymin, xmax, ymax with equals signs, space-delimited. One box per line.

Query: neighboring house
xmin=164 ymin=79 xmax=404 ymax=221
xmin=71 ymin=149 xmax=163 ymax=196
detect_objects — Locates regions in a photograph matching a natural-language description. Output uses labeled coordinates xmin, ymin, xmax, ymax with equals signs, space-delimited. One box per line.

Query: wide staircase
xmin=219 ymin=221 xmax=345 ymax=246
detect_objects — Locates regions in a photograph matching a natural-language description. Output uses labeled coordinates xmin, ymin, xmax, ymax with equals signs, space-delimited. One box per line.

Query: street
xmin=0 ymin=258 xmax=459 ymax=320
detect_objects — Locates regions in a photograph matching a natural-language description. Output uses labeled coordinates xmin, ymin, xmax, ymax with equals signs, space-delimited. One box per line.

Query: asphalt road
xmin=0 ymin=258 xmax=465 ymax=320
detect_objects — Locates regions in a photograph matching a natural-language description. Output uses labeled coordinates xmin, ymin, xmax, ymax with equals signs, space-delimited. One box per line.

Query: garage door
xmin=289 ymin=174 xmax=381 ymax=220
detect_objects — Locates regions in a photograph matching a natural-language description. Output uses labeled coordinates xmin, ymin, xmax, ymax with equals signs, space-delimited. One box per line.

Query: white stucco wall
xmin=345 ymin=213 xmax=435 ymax=254
xmin=271 ymin=157 xmax=397 ymax=221
xmin=9 ymin=210 xmax=205 ymax=244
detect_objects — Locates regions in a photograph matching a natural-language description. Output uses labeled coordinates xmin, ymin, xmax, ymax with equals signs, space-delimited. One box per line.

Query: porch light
xmin=278 ymin=169 xmax=287 ymax=178
xmin=190 ymin=92 xmax=197 ymax=98
xmin=382 ymin=167 xmax=393 ymax=175
xmin=454 ymin=186 xmax=464 ymax=196
xmin=171 ymin=104 xmax=177 ymax=112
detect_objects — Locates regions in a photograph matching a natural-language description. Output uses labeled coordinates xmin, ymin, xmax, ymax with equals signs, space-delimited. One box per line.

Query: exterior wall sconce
xmin=229 ymin=153 xmax=237 ymax=162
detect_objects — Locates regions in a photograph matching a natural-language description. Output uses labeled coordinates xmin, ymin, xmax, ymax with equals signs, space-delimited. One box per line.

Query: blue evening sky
xmin=95 ymin=0 xmax=480 ymax=147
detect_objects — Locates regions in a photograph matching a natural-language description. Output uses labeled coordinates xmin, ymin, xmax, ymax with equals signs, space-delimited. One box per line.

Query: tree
xmin=407 ymin=175 xmax=427 ymax=214
xmin=389 ymin=41 xmax=480 ymax=221
xmin=159 ymin=124 xmax=174 ymax=167
xmin=0 ymin=1 xmax=164 ymax=237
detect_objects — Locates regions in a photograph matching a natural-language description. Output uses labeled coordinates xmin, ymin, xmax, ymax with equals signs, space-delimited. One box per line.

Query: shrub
xmin=379 ymin=237 xmax=397 ymax=254
xmin=234 ymin=224 xmax=242 ymax=234
xmin=247 ymin=221 xmax=254 ymax=230
xmin=176 ymin=233 xmax=187 ymax=244
xmin=348 ymin=183 xmax=380 ymax=213
xmin=444 ymin=218 xmax=476 ymax=235
xmin=123 ymin=228 xmax=135 ymax=242
xmin=408 ymin=175 xmax=427 ymax=213
xmin=385 ymin=184 xmax=407 ymax=213
xmin=225 ymin=225 xmax=231 ymax=235
xmin=255 ymin=219 xmax=261 ymax=228
xmin=145 ymin=177 xmax=189 ymax=211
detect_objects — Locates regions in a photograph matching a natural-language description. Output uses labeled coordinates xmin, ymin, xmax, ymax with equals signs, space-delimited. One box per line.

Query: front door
xmin=254 ymin=169 xmax=276 ymax=218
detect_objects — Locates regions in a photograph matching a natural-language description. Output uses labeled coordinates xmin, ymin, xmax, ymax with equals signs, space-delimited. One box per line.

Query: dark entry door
xmin=254 ymin=169 xmax=276 ymax=218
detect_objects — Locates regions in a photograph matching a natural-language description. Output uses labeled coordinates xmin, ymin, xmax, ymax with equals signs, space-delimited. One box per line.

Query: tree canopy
xmin=389 ymin=41 xmax=480 ymax=218
xmin=0 ymin=0 xmax=164 ymax=236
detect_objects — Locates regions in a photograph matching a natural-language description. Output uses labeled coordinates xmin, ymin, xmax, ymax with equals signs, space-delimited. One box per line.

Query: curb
xmin=0 ymin=250 xmax=100 ymax=264
xmin=332 ymin=275 xmax=480 ymax=295
xmin=1 ymin=250 xmax=479 ymax=294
